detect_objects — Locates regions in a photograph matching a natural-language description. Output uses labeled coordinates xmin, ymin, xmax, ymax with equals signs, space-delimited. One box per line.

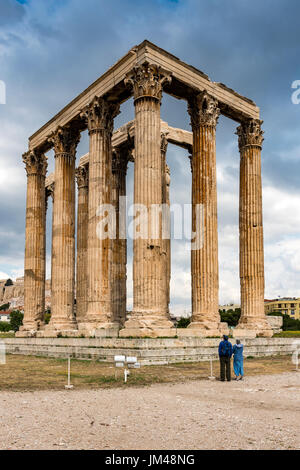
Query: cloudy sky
xmin=0 ymin=0 xmax=300 ymax=314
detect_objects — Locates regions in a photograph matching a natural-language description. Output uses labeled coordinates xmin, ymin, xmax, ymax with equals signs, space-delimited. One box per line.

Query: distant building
xmin=219 ymin=303 xmax=240 ymax=312
xmin=0 ymin=311 xmax=10 ymax=322
xmin=264 ymin=298 xmax=300 ymax=320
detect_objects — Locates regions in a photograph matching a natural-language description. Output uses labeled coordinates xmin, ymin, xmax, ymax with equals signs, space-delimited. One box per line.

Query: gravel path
xmin=0 ymin=372 xmax=299 ymax=450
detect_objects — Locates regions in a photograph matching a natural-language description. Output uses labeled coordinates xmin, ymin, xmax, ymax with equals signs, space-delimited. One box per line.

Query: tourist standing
xmin=233 ymin=339 xmax=244 ymax=380
xmin=218 ymin=335 xmax=233 ymax=382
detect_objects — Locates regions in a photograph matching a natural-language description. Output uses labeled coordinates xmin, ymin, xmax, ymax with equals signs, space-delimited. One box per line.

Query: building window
xmin=291 ymin=310 xmax=295 ymax=315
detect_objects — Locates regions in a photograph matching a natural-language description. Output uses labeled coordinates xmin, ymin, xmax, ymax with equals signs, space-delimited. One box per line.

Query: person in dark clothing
xmin=218 ymin=335 xmax=233 ymax=381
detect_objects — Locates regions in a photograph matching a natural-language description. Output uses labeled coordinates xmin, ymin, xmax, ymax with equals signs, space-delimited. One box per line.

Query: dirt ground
xmin=0 ymin=356 xmax=299 ymax=450
xmin=0 ymin=354 xmax=295 ymax=391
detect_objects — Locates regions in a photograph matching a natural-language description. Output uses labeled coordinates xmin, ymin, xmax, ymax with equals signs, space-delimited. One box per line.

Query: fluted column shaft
xmin=75 ymin=165 xmax=89 ymax=323
xmin=121 ymin=62 xmax=173 ymax=334
xmin=22 ymin=151 xmax=47 ymax=330
xmin=188 ymin=92 xmax=220 ymax=329
xmin=82 ymin=97 xmax=120 ymax=327
xmin=237 ymin=119 xmax=271 ymax=334
xmin=49 ymin=125 xmax=80 ymax=329
xmin=111 ymin=149 xmax=128 ymax=325
xmin=161 ymin=134 xmax=171 ymax=313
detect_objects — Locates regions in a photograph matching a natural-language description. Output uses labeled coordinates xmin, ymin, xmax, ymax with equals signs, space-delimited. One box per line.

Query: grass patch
xmin=0 ymin=354 xmax=294 ymax=392
xmin=274 ymin=331 xmax=300 ymax=338
xmin=0 ymin=332 xmax=15 ymax=338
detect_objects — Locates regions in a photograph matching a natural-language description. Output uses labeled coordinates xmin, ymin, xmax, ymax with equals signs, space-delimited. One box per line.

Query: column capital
xmin=188 ymin=90 xmax=220 ymax=129
xmin=48 ymin=125 xmax=81 ymax=156
xmin=81 ymin=96 xmax=120 ymax=135
xmin=236 ymin=119 xmax=264 ymax=151
xmin=22 ymin=150 xmax=47 ymax=177
xmin=125 ymin=62 xmax=172 ymax=103
xmin=75 ymin=165 xmax=89 ymax=189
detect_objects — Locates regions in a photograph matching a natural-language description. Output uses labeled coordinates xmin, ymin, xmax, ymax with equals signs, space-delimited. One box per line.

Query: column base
xmin=16 ymin=322 xmax=43 ymax=337
xmin=119 ymin=314 xmax=176 ymax=338
xmin=180 ymin=320 xmax=229 ymax=338
xmin=234 ymin=318 xmax=273 ymax=338
xmin=36 ymin=329 xmax=79 ymax=338
xmin=16 ymin=329 xmax=37 ymax=338
xmin=77 ymin=322 xmax=120 ymax=337
xmin=44 ymin=321 xmax=78 ymax=333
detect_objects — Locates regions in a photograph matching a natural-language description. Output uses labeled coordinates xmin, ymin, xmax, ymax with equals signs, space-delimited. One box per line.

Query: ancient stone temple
xmin=19 ymin=41 xmax=273 ymax=338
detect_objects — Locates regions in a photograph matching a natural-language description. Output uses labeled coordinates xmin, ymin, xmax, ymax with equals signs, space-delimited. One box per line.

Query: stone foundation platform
xmin=3 ymin=337 xmax=297 ymax=365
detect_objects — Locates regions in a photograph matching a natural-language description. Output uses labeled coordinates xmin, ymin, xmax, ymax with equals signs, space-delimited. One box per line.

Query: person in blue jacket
xmin=232 ymin=339 xmax=244 ymax=380
xmin=218 ymin=335 xmax=233 ymax=382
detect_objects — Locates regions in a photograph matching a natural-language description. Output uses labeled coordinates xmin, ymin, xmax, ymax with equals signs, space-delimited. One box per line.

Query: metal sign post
xmin=65 ymin=355 xmax=74 ymax=389
xmin=208 ymin=357 xmax=216 ymax=380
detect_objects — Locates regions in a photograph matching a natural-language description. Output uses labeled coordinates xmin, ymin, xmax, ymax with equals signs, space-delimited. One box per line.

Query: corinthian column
xmin=161 ymin=133 xmax=171 ymax=313
xmin=111 ymin=148 xmax=128 ymax=325
xmin=120 ymin=62 xmax=175 ymax=337
xmin=48 ymin=125 xmax=80 ymax=331
xmin=81 ymin=96 xmax=120 ymax=331
xmin=235 ymin=119 xmax=272 ymax=337
xmin=19 ymin=150 xmax=47 ymax=334
xmin=75 ymin=165 xmax=89 ymax=324
xmin=187 ymin=91 xmax=226 ymax=336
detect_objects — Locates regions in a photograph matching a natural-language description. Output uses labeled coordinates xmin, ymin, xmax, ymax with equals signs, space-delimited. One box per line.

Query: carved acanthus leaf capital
xmin=81 ymin=96 xmax=120 ymax=135
xmin=48 ymin=125 xmax=81 ymax=156
xmin=75 ymin=165 xmax=89 ymax=189
xmin=125 ymin=62 xmax=172 ymax=103
xmin=188 ymin=90 xmax=220 ymax=129
xmin=22 ymin=150 xmax=47 ymax=177
xmin=236 ymin=119 xmax=264 ymax=150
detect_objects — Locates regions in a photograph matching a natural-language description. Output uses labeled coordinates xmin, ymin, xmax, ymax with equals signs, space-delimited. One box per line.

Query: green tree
xmin=44 ymin=309 xmax=51 ymax=324
xmin=0 ymin=321 xmax=11 ymax=332
xmin=4 ymin=279 xmax=13 ymax=287
xmin=219 ymin=308 xmax=241 ymax=327
xmin=9 ymin=310 xmax=24 ymax=332
xmin=176 ymin=317 xmax=191 ymax=328
xmin=0 ymin=303 xmax=10 ymax=311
